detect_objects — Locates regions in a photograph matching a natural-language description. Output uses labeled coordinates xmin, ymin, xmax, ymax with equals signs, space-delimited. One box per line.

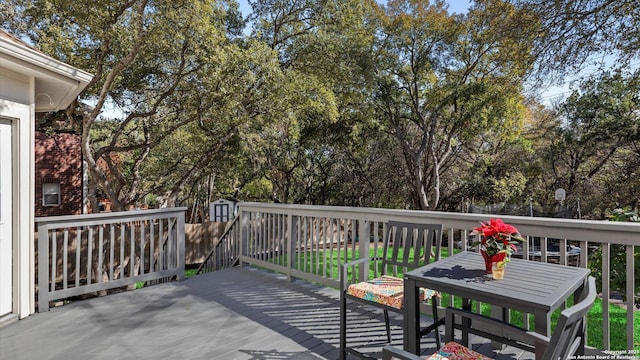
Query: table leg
xmin=489 ymin=306 xmax=509 ymax=350
xmin=534 ymin=309 xmax=551 ymax=360
xmin=461 ymin=298 xmax=471 ymax=347
xmin=404 ymin=277 xmax=420 ymax=354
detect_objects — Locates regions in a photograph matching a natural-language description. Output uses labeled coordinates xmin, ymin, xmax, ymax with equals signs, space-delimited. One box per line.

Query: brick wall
xmin=34 ymin=131 xmax=83 ymax=217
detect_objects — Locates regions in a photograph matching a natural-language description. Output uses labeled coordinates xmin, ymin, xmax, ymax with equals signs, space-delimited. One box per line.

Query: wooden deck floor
xmin=1 ymin=266 xmax=539 ymax=360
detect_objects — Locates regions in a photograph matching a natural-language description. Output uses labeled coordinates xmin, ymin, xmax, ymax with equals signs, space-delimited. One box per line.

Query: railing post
xmin=37 ymin=224 xmax=50 ymax=312
xmin=358 ymin=219 xmax=370 ymax=281
xmin=602 ymin=243 xmax=611 ymax=349
xmin=177 ymin=211 xmax=185 ymax=281
xmin=287 ymin=212 xmax=297 ymax=282
xmin=625 ymin=245 xmax=635 ymax=351
xmin=240 ymin=209 xmax=249 ymax=267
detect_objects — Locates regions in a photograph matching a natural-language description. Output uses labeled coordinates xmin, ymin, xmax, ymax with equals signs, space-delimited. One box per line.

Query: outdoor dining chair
xmin=340 ymin=221 xmax=445 ymax=359
xmin=381 ymin=275 xmax=597 ymax=360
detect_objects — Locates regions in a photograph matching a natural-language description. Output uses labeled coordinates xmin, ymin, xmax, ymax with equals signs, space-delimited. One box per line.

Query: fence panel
xmin=36 ymin=208 xmax=186 ymax=312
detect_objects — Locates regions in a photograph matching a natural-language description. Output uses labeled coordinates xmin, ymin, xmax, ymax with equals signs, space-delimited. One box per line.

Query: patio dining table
xmin=403 ymin=251 xmax=591 ymax=359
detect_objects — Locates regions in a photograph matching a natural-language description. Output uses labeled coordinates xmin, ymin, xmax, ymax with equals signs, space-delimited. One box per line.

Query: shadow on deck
xmin=1 ymin=266 xmax=579 ymax=359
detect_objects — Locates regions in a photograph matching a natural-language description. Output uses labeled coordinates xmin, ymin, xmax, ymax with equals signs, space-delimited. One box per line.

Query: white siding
xmin=0 ymin=68 xmax=30 ymax=105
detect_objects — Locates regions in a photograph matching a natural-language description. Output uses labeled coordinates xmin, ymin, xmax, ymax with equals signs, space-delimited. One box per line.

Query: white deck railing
xmin=36 ymin=208 xmax=186 ymax=312
xmin=220 ymin=202 xmax=638 ymax=351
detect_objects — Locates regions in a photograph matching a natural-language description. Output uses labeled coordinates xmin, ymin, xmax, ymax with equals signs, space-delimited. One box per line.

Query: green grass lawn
xmin=137 ymin=267 xmax=199 ymax=289
xmin=184 ymin=267 xmax=198 ymax=278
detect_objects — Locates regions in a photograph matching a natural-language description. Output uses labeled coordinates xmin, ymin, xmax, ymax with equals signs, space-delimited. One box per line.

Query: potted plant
xmin=470 ymin=218 xmax=526 ymax=279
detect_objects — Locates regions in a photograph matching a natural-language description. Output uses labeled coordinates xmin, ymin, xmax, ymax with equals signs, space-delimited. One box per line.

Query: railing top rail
xmin=238 ymin=202 xmax=640 ymax=245
xmin=35 ymin=207 xmax=188 ymax=226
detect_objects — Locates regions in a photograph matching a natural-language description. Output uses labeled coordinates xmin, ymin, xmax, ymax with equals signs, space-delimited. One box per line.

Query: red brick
xmin=34 ymin=131 xmax=83 ymax=216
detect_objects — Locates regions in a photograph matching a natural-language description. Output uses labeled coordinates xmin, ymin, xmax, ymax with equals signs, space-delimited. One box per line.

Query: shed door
xmin=0 ymin=119 xmax=12 ymax=316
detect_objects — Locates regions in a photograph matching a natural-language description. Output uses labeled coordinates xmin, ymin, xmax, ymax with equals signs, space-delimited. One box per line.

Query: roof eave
xmin=0 ymin=35 xmax=93 ymax=111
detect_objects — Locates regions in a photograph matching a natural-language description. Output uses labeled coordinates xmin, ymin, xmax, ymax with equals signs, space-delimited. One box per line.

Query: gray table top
xmin=404 ymin=251 xmax=591 ymax=314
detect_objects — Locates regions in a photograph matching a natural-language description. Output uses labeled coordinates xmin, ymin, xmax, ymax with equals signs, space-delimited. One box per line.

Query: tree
xmin=141 ymin=39 xmax=286 ymax=208
xmin=542 ymin=70 xmax=640 ymax=216
xmin=371 ymin=0 xmax=536 ymax=210
xmin=1 ymin=0 xmax=254 ymax=211
xmin=246 ymin=0 xmax=382 ymax=204
xmin=510 ymin=0 xmax=640 ymax=80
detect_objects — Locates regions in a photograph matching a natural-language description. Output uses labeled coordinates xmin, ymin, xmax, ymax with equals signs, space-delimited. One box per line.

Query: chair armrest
xmin=341 ymin=256 xmax=377 ymax=269
xmin=381 ymin=346 xmax=425 ymax=360
xmin=524 ymin=330 xmax=551 ymax=343
xmin=339 ymin=257 xmax=380 ymax=291
xmin=445 ymin=307 xmax=547 ymax=352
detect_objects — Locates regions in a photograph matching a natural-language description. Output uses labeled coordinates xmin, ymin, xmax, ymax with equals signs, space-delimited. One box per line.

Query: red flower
xmin=470 ymin=218 xmax=526 ymax=260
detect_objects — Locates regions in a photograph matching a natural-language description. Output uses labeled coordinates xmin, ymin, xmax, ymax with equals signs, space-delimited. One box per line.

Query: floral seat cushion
xmin=346 ymin=275 xmax=437 ymax=310
xmin=425 ymin=342 xmax=492 ymax=360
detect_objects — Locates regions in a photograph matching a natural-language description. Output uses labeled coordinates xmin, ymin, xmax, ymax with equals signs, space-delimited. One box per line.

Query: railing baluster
xmin=63 ymin=230 xmax=68 ymax=290
xmin=159 ymin=219 xmax=164 ymax=271
xmin=167 ymin=218 xmax=174 ymax=268
xmin=109 ymin=224 xmax=115 ymax=281
xmin=140 ymin=221 xmax=145 ymax=275
xmin=350 ymin=219 xmax=357 ymax=280
xmin=329 ymin=218 xmax=335 ymax=279
xmin=51 ymin=231 xmax=57 ymax=291
xmin=275 ymin=214 xmax=282 ymax=271
xmin=626 ymin=245 xmax=635 ymax=350
xmin=98 ymin=226 xmax=103 ymax=283
xmin=120 ymin=223 xmax=125 ymax=278
xmin=255 ymin=215 xmax=260 ymax=263
xmin=87 ymin=227 xmax=92 ymax=285
xmin=262 ymin=213 xmax=266 ymax=261
xmin=271 ymin=214 xmax=275 ymax=265
xmin=302 ymin=217 xmax=308 ymax=273
xmin=150 ymin=220 xmax=155 ymax=273
xmin=559 ymin=238 xmax=567 ymax=266
xmin=75 ymin=230 xmax=81 ymax=287
xmin=315 ymin=218 xmax=320 ymax=276
xmin=130 ymin=224 xmax=135 ymax=277
xmin=602 ymin=243 xmax=611 ymax=349
xmin=260 ymin=213 xmax=265 ymax=261
xmin=322 ymin=218 xmax=327 ymax=278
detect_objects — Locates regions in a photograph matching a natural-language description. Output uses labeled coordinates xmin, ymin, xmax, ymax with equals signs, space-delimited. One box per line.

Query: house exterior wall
xmin=2 ymin=29 xmax=92 ymax=319
xmin=0 ymin=68 xmax=30 ymax=104
xmin=34 ymin=131 xmax=83 ymax=217
xmin=0 ymin=97 xmax=34 ymax=319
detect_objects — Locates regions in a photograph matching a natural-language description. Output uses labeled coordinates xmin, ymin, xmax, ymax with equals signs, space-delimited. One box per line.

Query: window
xmin=42 ymin=183 xmax=61 ymax=206
xmin=214 ymin=203 xmax=229 ymax=222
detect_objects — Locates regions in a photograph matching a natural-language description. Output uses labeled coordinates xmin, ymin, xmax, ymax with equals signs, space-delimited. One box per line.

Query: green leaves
xmin=370 ymin=0 xmax=533 ymax=209
xmin=2 ymin=0 xmax=637 ymax=216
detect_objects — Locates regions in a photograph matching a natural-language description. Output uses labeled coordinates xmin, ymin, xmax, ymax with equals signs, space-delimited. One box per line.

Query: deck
xmin=1 ymin=266 xmax=540 ymax=360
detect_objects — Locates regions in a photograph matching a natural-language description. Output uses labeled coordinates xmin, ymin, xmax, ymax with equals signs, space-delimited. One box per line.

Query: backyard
xmin=258 ymin=246 xmax=640 ymax=351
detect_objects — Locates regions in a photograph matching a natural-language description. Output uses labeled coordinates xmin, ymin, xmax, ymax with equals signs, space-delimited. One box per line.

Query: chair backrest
xmin=544 ymin=276 xmax=597 ymax=360
xmin=379 ymin=221 xmax=443 ymax=277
